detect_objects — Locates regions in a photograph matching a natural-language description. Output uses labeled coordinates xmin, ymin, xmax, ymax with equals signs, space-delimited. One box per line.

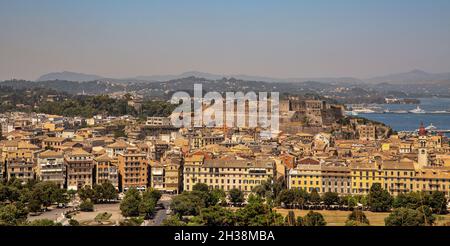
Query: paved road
xmin=148 ymin=194 xmax=173 ymax=226
xmin=27 ymin=207 xmax=72 ymax=222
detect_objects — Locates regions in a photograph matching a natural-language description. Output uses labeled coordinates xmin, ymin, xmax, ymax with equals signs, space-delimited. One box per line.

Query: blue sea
xmin=356 ymin=98 xmax=450 ymax=136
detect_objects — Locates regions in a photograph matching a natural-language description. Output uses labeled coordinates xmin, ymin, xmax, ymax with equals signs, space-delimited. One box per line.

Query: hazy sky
xmin=1 ymin=0 xmax=450 ymax=81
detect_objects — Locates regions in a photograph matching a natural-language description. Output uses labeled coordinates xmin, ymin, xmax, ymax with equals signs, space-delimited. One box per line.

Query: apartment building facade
xmin=183 ymin=157 xmax=275 ymax=193
xmin=3 ymin=149 xmax=35 ymax=182
xmin=36 ymin=150 xmax=66 ymax=188
xmin=65 ymin=148 xmax=94 ymax=190
xmin=118 ymin=147 xmax=148 ymax=191
xmin=94 ymin=153 xmax=119 ymax=190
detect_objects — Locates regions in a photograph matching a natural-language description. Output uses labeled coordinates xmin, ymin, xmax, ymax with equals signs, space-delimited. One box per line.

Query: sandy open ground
xmin=73 ymin=203 xmax=123 ymax=225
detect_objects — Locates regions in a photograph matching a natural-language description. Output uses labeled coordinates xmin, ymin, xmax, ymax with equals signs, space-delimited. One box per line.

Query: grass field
xmin=274 ymin=209 xmax=450 ymax=226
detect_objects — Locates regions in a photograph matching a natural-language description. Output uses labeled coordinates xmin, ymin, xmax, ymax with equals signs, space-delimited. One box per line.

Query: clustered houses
xmin=287 ymin=123 xmax=450 ymax=197
xmin=1 ymin=101 xmax=450 ymax=198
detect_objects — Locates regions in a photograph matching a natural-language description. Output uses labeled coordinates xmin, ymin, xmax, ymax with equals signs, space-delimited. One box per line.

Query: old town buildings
xmin=0 ymin=107 xmax=449 ymax=198
xmin=36 ymin=150 xmax=65 ymax=188
xmin=65 ymin=148 xmax=94 ymax=190
xmin=118 ymin=147 xmax=148 ymax=191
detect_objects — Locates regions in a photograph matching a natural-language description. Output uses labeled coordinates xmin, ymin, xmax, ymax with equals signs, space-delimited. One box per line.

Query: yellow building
xmin=161 ymin=154 xmax=183 ymax=194
xmin=415 ymin=168 xmax=450 ymax=196
xmin=3 ymin=149 xmax=35 ymax=182
xmin=288 ymin=157 xmax=322 ymax=192
xmin=183 ymin=158 xmax=274 ymax=193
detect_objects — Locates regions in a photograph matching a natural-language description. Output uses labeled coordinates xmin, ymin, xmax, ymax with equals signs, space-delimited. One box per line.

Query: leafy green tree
xmin=392 ymin=192 xmax=428 ymax=209
xmin=28 ymin=199 xmax=42 ymax=213
xmin=171 ymin=192 xmax=204 ymax=216
xmin=92 ymin=184 xmax=104 ymax=202
xmin=228 ymin=188 xmax=245 ymax=206
xmin=416 ymin=205 xmax=436 ymax=226
xmin=6 ymin=178 xmax=23 ymax=189
xmin=28 ymin=219 xmax=62 ymax=226
xmin=303 ymin=211 xmax=327 ymax=226
xmin=162 ymin=215 xmax=186 ymax=226
xmin=393 ymin=193 xmax=411 ymax=209
xmin=308 ymin=189 xmax=321 ymax=205
xmin=142 ymin=189 xmax=162 ymax=203
xmin=0 ymin=184 xmax=9 ymax=202
xmin=385 ymin=208 xmax=426 ymax=226
xmin=346 ymin=209 xmax=370 ymax=226
xmin=0 ymin=204 xmax=28 ymax=226
xmin=4 ymin=181 xmax=66 ymax=209
xmin=292 ymin=189 xmax=309 ymax=209
xmin=7 ymin=187 xmax=22 ymax=202
xmin=120 ymin=188 xmax=141 ymax=217
xmin=253 ymin=177 xmax=284 ymax=205
xmin=51 ymin=187 xmax=68 ymax=204
xmin=367 ymin=183 xmax=392 ymax=212
xmin=67 ymin=189 xmax=77 ymax=201
xmin=210 ymin=189 xmax=227 ymax=206
xmin=296 ymin=216 xmax=304 ymax=226
xmin=341 ymin=195 xmax=357 ymax=208
xmin=234 ymin=196 xmax=284 ymax=226
xmin=193 ymin=206 xmax=235 ymax=226
xmin=429 ymin=191 xmax=447 ymax=214
xmin=285 ymin=210 xmax=297 ymax=226
xmin=78 ymin=186 xmax=97 ymax=203
xmin=322 ymin=192 xmax=340 ymax=206
xmin=139 ymin=198 xmax=156 ymax=219
xmin=101 ymin=182 xmax=118 ymax=201
xmin=79 ymin=199 xmax=94 ymax=212
xmin=192 ymin=183 xmax=209 ymax=193
xmin=277 ymin=189 xmax=295 ymax=207
xmin=14 ymin=201 xmax=29 ymax=220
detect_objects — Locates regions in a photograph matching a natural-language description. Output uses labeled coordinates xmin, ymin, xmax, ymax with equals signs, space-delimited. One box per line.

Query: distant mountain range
xmin=366 ymin=69 xmax=450 ymax=84
xmin=37 ymin=71 xmax=104 ymax=82
xmin=36 ymin=69 xmax=450 ymax=84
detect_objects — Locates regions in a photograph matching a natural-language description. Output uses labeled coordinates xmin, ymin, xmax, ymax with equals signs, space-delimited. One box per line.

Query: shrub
xmin=79 ymin=199 xmax=94 ymax=212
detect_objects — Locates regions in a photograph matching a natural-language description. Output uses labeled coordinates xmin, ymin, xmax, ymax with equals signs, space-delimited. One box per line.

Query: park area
xmin=72 ymin=203 xmax=123 ymax=226
xmin=275 ymin=209 xmax=450 ymax=226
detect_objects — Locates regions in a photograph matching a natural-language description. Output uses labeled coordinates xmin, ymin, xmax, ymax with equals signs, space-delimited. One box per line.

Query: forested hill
xmin=0 ymin=85 xmax=175 ymax=118
xmin=0 ymin=79 xmax=127 ymax=95
xmin=1 ymin=76 xmax=449 ymax=104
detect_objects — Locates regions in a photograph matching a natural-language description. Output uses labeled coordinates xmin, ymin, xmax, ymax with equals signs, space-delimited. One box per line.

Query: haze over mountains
xmin=36 ymin=70 xmax=450 ymax=85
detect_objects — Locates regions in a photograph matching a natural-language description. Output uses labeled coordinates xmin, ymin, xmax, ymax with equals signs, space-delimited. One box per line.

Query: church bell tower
xmin=417 ymin=122 xmax=428 ymax=168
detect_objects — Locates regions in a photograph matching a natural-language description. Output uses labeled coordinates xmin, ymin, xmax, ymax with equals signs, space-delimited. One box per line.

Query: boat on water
xmin=391 ymin=110 xmax=408 ymax=114
xmin=409 ymin=106 xmax=426 ymax=114
xmin=430 ymin=110 xmax=449 ymax=114
xmin=345 ymin=111 xmax=359 ymax=116
xmin=425 ymin=123 xmax=437 ymax=131
xmin=382 ymin=109 xmax=406 ymax=114
xmin=353 ymin=108 xmax=376 ymax=114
